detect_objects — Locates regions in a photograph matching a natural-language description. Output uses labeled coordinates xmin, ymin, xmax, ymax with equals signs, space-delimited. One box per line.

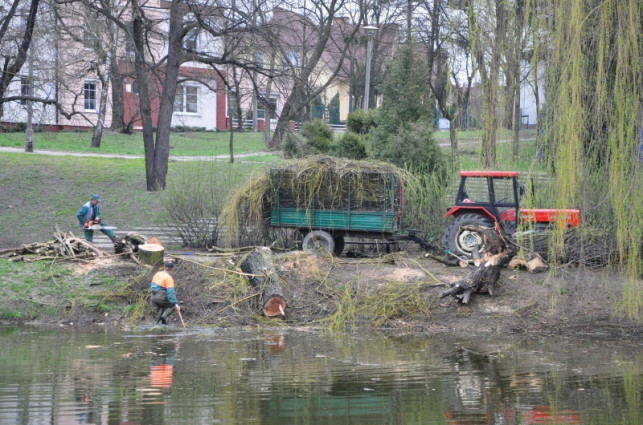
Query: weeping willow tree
xmin=468 ymin=0 xmax=506 ymax=168
xmin=540 ymin=0 xmax=642 ymax=319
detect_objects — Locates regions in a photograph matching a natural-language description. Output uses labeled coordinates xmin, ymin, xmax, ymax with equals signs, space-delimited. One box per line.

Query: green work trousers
xmin=83 ymin=227 xmax=116 ymax=243
xmin=151 ymin=290 xmax=175 ymax=323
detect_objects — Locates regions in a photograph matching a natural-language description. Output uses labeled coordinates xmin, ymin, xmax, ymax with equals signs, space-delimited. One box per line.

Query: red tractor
xmin=443 ymin=171 xmax=580 ymax=258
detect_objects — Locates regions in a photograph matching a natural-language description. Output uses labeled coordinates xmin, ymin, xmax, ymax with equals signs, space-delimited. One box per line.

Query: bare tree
xmin=266 ymin=1 xmax=361 ymax=150
xmin=0 ymin=0 xmax=41 ymax=120
xmin=417 ymin=0 xmax=461 ymax=151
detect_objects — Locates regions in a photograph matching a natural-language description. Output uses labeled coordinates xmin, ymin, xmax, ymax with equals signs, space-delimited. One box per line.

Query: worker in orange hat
xmin=150 ymin=261 xmax=181 ymax=327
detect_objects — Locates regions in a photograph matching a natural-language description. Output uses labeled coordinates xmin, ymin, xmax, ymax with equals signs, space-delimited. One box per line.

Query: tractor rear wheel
xmin=443 ymin=213 xmax=493 ymax=259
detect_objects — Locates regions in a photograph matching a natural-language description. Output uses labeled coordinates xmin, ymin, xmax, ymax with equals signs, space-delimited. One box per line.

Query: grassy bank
xmin=0 ymin=258 xmax=141 ymax=320
xmin=0 ymin=153 xmax=277 ymax=248
xmin=0 ymin=133 xmax=548 ymax=250
xmin=1 ymin=250 xmax=639 ymax=334
xmin=0 ymin=131 xmax=268 ymax=156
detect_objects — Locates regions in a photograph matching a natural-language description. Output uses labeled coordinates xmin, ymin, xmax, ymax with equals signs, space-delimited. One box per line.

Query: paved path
xmin=0 ymin=146 xmax=279 ymax=161
xmin=437 ymin=138 xmax=536 ymax=148
xmin=1 ymin=138 xmax=536 ymax=158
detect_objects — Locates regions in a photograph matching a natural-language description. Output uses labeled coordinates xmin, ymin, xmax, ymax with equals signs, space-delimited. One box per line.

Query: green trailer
xmin=269 ymin=167 xmax=428 ymax=255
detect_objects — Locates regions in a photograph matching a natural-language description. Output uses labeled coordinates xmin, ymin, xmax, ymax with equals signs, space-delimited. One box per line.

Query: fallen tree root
xmin=440 ymin=226 xmax=516 ymax=304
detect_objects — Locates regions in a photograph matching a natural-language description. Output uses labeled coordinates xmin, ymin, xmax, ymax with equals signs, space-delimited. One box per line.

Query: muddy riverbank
xmin=3 ymin=248 xmax=639 ymax=339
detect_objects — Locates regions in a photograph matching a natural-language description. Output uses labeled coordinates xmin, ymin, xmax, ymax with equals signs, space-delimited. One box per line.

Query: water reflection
xmin=0 ymin=327 xmax=639 ymax=425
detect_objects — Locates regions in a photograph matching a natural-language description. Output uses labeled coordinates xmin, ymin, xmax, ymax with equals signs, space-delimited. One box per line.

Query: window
xmin=84 ymin=81 xmax=97 ymax=111
xmin=183 ymin=29 xmax=198 ymax=51
xmin=20 ymin=77 xmax=29 ymax=106
xmin=227 ymin=90 xmax=239 ymax=119
xmin=174 ymin=84 xmax=198 ymax=113
xmin=255 ymin=51 xmax=265 ymax=67
xmin=83 ymin=28 xmax=97 ymax=50
xmin=493 ymin=178 xmax=514 ymax=204
xmin=282 ymin=50 xmax=301 ymax=68
xmin=125 ymin=36 xmax=135 ymax=56
xmin=257 ymin=94 xmax=278 ymax=119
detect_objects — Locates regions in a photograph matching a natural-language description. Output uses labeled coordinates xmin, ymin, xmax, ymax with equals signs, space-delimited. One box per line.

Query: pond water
xmin=0 ymin=326 xmax=640 ymax=425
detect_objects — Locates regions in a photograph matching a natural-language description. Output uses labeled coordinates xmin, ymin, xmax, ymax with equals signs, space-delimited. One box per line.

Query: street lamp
xmin=362 ymin=25 xmax=378 ymax=112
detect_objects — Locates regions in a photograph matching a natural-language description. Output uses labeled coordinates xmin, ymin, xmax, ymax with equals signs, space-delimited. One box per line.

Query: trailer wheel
xmin=443 ymin=213 xmax=493 ymax=259
xmin=333 ymin=235 xmax=345 ymax=256
xmin=302 ymin=230 xmax=336 ymax=256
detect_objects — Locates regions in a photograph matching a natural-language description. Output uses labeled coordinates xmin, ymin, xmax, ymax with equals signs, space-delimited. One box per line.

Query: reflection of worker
xmin=151 ymin=261 xmax=181 ymax=327
xmin=76 ymin=194 xmax=116 ymax=242
xmin=150 ymin=343 xmax=177 ymax=388
xmin=73 ymin=375 xmax=95 ymax=424
xmin=141 ymin=340 xmax=178 ymax=424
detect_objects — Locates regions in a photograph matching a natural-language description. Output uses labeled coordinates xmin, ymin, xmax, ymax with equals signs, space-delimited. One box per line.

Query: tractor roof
xmin=460 ymin=171 xmax=518 ymax=178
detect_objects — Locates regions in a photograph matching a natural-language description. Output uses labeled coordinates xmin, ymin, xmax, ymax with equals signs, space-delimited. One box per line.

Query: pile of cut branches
xmin=0 ymin=231 xmax=107 ymax=262
xmin=221 ymin=155 xmax=409 ymax=246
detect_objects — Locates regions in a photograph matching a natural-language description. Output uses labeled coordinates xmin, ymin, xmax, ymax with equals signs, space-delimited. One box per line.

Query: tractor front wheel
xmin=443 ymin=213 xmax=493 ymax=259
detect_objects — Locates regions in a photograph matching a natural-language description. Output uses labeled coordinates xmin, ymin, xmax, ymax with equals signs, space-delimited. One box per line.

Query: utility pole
xmin=362 ymin=26 xmax=378 ymax=112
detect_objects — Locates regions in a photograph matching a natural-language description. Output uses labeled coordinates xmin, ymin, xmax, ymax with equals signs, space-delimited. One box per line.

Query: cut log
xmin=508 ymin=257 xmax=528 ymax=270
xmin=508 ymin=255 xmax=548 ymax=273
xmin=527 ymin=256 xmax=548 ymax=273
xmin=238 ymin=247 xmax=287 ymax=317
xmin=137 ymin=243 xmax=165 ymax=266
xmin=147 ymin=237 xmax=163 ymax=246
xmin=113 ymin=236 xmax=127 ymax=255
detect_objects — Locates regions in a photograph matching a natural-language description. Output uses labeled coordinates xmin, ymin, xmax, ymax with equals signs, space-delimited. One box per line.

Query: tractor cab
xmin=450 ymin=171 xmax=523 ymax=234
xmin=443 ymin=171 xmax=580 ymax=259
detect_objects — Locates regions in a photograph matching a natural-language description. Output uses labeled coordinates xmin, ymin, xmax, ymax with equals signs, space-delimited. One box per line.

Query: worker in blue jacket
xmin=77 ymin=194 xmax=116 ymax=242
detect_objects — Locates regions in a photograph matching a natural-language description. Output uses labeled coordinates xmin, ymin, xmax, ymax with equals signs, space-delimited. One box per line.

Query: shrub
xmin=301 ymin=119 xmax=334 ymax=153
xmin=334 ymin=132 xmax=367 ymax=159
xmin=281 ymin=132 xmax=310 ymax=158
xmin=370 ymin=120 xmax=445 ymax=171
xmin=159 ymin=161 xmax=247 ymax=248
xmin=402 ymin=163 xmax=456 ymax=239
xmin=346 ymin=109 xmax=377 ymax=134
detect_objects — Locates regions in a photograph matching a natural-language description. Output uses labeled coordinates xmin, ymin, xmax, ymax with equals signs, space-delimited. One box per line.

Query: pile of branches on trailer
xmin=221 ymin=155 xmax=409 ymax=246
xmin=0 ymin=231 xmax=107 ymax=262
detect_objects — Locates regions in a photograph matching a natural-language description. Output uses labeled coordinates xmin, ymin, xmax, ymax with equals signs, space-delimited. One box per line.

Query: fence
xmin=93 ymin=226 xmax=183 ymax=251
xmin=293 ymin=122 xmax=346 ymax=134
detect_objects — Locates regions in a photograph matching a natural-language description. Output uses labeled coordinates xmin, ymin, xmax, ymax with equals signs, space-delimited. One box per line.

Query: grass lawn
xmin=0 ymin=130 xmax=269 ymax=156
xmin=433 ymin=128 xmax=538 ymax=141
xmin=0 ymin=127 xmax=547 ymax=249
xmin=0 ymin=153 xmax=279 ymax=248
xmin=457 ymin=138 xmax=547 ymax=173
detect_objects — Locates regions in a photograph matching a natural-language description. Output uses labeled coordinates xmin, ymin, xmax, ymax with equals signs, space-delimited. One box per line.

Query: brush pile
xmin=221 ymin=155 xmax=409 ymax=246
xmin=0 ymin=231 xmax=107 ymax=262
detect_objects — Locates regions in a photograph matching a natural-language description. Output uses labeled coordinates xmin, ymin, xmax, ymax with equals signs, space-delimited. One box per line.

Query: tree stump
xmin=441 ymin=226 xmax=516 ymax=304
xmin=238 ymin=247 xmax=287 ymax=317
xmin=138 ymin=243 xmax=165 ymax=266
